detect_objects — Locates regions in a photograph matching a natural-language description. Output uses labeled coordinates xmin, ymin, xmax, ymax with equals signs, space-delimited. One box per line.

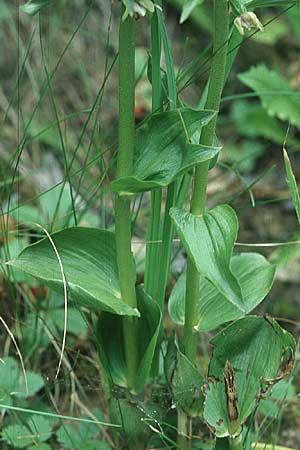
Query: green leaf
xmin=170 ymin=205 xmax=243 ymax=309
xmin=169 ymin=253 xmax=275 ymax=332
xmin=109 ymin=398 xmax=152 ymax=443
xmin=164 ymin=336 xmax=204 ymax=416
xmin=57 ymin=409 xmax=104 ymax=449
xmin=180 ymin=0 xmax=204 ymax=24
xmin=28 ymin=444 xmax=51 ymax=450
xmin=18 ymin=371 xmax=45 ymax=398
xmin=1 ymin=238 xmax=37 ymax=285
xmin=0 ymin=357 xmax=19 ymax=406
xmin=222 ymin=140 xmax=265 ymax=172
xmin=8 ymin=227 xmax=139 ymax=317
xmin=284 ymin=149 xmax=300 ymax=226
xmin=231 ymin=101 xmax=290 ymax=145
xmin=27 ymin=415 xmax=52 ymax=442
xmin=110 ymin=108 xmax=219 ymax=195
xmin=2 ymin=416 xmax=52 ymax=448
xmin=230 ymin=0 xmax=252 ymax=14
xmin=2 ymin=425 xmax=30 ymax=448
xmin=238 ymin=65 xmax=300 ymax=127
xmin=251 ymin=0 xmax=296 ymax=7
xmin=258 ymin=380 xmax=295 ymax=418
xmin=49 ymin=308 xmax=88 ymax=335
xmin=83 ymin=443 xmax=112 ymax=450
xmin=39 ymin=183 xmax=75 ymax=231
xmin=20 ymin=0 xmax=54 ymax=15
xmin=203 ymin=316 xmax=295 ymax=437
xmin=97 ymin=285 xmax=161 ymax=394
xmin=0 ymin=358 xmax=44 ymax=404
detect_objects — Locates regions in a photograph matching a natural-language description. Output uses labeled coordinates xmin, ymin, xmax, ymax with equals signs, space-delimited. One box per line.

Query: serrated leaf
xmin=111 ymin=108 xmax=219 ymax=195
xmin=2 ymin=425 xmax=30 ymax=448
xmin=231 ymin=101 xmax=290 ymax=145
xmin=170 ymin=205 xmax=243 ymax=309
xmin=2 ymin=416 xmax=52 ymax=448
xmin=57 ymin=410 xmax=104 ymax=449
xmin=18 ymin=371 xmax=45 ymax=398
xmin=28 ymin=444 xmax=51 ymax=450
xmin=204 ymin=316 xmax=295 ymax=437
xmin=169 ymin=253 xmax=275 ymax=332
xmin=27 ymin=415 xmax=52 ymax=442
xmin=8 ymin=227 xmax=139 ymax=317
xmin=238 ymin=65 xmax=300 ymax=126
xmin=97 ymin=285 xmax=161 ymax=394
xmin=164 ymin=336 xmax=204 ymax=416
xmin=20 ymin=0 xmax=54 ymax=15
xmin=0 ymin=358 xmax=44 ymax=403
xmin=0 ymin=358 xmax=19 ymax=406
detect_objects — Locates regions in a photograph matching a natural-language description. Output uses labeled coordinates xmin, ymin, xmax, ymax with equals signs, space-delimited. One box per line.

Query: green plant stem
xmin=154 ymin=6 xmax=178 ymax=310
xmin=178 ymin=0 xmax=230 ymax=447
xmin=184 ymin=0 xmax=230 ymax=364
xmin=145 ymin=1 xmax=162 ymax=297
xmin=115 ymin=11 xmax=139 ymax=389
xmin=229 ymin=434 xmax=243 ymax=450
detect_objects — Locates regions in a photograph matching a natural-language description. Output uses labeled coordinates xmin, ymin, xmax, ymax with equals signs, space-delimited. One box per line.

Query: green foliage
xmin=97 ymin=286 xmax=161 ymax=394
xmin=56 ymin=409 xmax=109 ymax=449
xmin=8 ymin=227 xmax=139 ymax=317
xmin=258 ymin=380 xmax=295 ymax=418
xmin=203 ymin=316 xmax=295 ymax=437
xmin=170 ymin=205 xmax=243 ymax=309
xmin=2 ymin=415 xmax=52 ymax=448
xmin=164 ymin=336 xmax=204 ymax=416
xmin=180 ymin=0 xmax=204 ymax=24
xmin=10 ymin=183 xmax=75 ymax=232
xmin=284 ymin=149 xmax=300 ymax=226
xmin=239 ymin=65 xmax=300 ymax=126
xmin=169 ymin=253 xmax=275 ymax=331
xmin=231 ymin=101 xmax=290 ymax=145
xmin=110 ymin=108 xmax=219 ymax=194
xmin=20 ymin=0 xmax=54 ymax=15
xmin=109 ymin=398 xmax=159 ymax=444
xmin=222 ymin=140 xmax=265 ymax=172
xmin=5 ymin=1 xmax=298 ymax=449
xmin=0 ymin=357 xmax=44 ymax=406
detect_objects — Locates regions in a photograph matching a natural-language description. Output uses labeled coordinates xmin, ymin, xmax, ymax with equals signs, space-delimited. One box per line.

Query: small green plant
xmin=3 ymin=0 xmax=298 ymax=449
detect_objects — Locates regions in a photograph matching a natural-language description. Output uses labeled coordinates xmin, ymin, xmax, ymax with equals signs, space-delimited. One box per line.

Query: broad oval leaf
xmin=97 ymin=285 xmax=161 ymax=394
xmin=8 ymin=227 xmax=138 ymax=317
xmin=110 ymin=108 xmax=219 ymax=195
xmin=169 ymin=253 xmax=275 ymax=332
xmin=238 ymin=65 xmax=300 ymax=127
xmin=170 ymin=204 xmax=243 ymax=308
xmin=203 ymin=316 xmax=295 ymax=437
xmin=21 ymin=0 xmax=54 ymax=15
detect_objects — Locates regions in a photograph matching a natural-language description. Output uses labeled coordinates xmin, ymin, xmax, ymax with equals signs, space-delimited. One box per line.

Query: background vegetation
xmin=0 ymin=0 xmax=299 ymax=448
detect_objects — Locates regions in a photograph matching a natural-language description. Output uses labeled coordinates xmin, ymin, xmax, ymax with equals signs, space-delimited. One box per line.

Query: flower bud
xmin=234 ymin=11 xmax=264 ymax=35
